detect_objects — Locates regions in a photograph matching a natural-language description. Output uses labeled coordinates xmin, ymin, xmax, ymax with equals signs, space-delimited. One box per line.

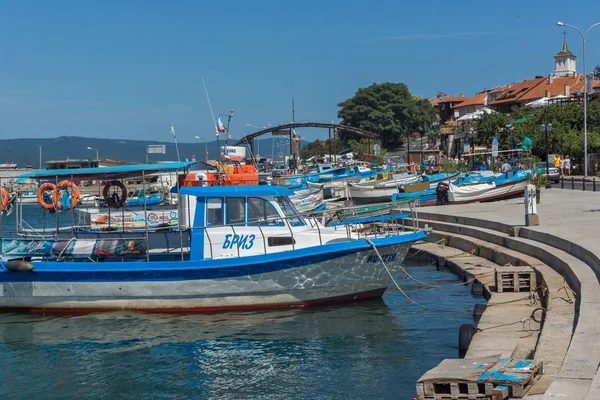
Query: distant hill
xmin=0 ymin=136 xmax=308 ymax=168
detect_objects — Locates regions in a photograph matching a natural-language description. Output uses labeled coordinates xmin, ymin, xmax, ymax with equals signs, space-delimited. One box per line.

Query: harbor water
xmin=0 ymin=261 xmax=484 ymax=400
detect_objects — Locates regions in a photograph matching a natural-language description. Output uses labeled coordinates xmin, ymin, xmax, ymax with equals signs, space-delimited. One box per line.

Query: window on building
xmin=206 ymin=198 xmax=223 ymax=226
xmin=247 ymin=197 xmax=282 ymax=226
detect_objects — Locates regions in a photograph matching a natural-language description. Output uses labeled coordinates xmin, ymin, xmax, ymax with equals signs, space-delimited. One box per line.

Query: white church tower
xmin=554 ymin=34 xmax=577 ymax=77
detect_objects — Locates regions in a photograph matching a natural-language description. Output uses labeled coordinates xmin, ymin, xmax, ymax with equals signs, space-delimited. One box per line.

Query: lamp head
xmin=195 ymin=136 xmax=200 ymax=139
xmin=557 ymin=21 xmax=565 ymax=26
xmin=87 ymin=146 xmax=92 ymax=150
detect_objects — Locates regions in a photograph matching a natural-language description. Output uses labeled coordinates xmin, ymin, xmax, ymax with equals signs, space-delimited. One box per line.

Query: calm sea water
xmin=0 ymin=262 xmax=483 ymax=400
xmin=1 ymin=204 xmax=75 ymax=235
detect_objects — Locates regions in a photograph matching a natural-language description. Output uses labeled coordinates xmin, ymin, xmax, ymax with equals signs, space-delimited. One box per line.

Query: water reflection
xmin=0 ymin=264 xmax=481 ymax=400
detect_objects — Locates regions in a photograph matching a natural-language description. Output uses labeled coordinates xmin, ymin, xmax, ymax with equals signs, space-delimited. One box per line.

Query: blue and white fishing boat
xmin=0 ymin=162 xmax=426 ymax=312
xmin=393 ymin=170 xmax=529 ymax=206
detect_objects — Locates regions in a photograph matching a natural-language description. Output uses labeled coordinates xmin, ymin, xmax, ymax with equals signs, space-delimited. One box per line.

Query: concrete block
xmin=526 ymin=214 xmax=540 ymax=226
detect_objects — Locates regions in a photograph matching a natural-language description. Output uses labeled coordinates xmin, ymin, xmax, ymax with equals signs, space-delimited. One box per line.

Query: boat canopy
xmin=176 ymin=185 xmax=294 ymax=197
xmin=16 ymin=161 xmax=197 ymax=182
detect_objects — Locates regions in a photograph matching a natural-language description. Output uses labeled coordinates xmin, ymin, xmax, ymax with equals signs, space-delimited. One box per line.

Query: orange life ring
xmin=56 ymin=180 xmax=80 ymax=210
xmin=103 ymin=180 xmax=127 ymax=208
xmin=0 ymin=187 xmax=9 ymax=210
xmin=37 ymin=183 xmax=58 ymax=209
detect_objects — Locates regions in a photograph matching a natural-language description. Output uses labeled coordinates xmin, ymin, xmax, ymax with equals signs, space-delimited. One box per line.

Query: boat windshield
xmin=275 ymin=196 xmax=305 ymax=227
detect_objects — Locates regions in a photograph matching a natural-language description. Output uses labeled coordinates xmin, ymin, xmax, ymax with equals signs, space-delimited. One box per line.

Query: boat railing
xmin=196 ymin=198 xmax=419 ymax=259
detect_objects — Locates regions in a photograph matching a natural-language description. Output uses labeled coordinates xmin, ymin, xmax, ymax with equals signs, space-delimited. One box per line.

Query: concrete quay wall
xmin=407 ymin=189 xmax=600 ymax=399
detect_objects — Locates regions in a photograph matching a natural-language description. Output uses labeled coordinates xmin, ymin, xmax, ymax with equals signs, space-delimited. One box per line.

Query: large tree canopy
xmin=473 ymin=112 xmax=512 ymax=148
xmin=510 ymin=101 xmax=600 ymax=159
xmin=337 ymin=83 xmax=436 ymax=149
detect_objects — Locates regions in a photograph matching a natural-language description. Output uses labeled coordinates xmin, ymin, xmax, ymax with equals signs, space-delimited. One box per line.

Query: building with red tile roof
xmin=428 ymin=94 xmax=467 ymax=124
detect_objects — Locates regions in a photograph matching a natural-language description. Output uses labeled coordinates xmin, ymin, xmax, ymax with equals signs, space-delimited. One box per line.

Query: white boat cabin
xmin=178 ymin=186 xmax=356 ymax=260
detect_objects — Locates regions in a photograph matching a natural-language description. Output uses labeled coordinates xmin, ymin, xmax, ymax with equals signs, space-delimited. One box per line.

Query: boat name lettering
xmin=366 ymin=253 xmax=397 ymax=263
xmin=222 ymin=234 xmax=255 ymax=250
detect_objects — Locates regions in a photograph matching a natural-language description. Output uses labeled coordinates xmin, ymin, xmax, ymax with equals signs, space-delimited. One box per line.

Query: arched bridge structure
xmin=233 ymin=122 xmax=379 ymax=161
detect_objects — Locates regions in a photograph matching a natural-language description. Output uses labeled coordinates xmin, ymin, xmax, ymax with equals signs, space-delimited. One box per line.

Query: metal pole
xmin=559 ymin=21 xmax=600 ymax=176
xmin=545 ymin=127 xmax=549 ymax=177
xmin=216 ymin=134 xmax=220 ymax=161
xmin=328 ymin=128 xmax=332 ymax=162
xmin=584 ymin=35 xmax=588 ymax=177
xmin=171 ymin=124 xmax=181 ymax=162
xmin=143 ymin=170 xmax=149 ymax=262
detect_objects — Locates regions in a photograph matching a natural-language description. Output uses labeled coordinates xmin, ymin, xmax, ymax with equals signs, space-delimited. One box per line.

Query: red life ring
xmin=56 ymin=180 xmax=80 ymax=210
xmin=37 ymin=183 xmax=58 ymax=209
xmin=102 ymin=181 xmax=127 ymax=208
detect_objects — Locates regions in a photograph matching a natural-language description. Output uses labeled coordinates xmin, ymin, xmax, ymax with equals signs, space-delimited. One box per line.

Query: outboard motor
xmin=436 ymin=182 xmax=449 ymax=205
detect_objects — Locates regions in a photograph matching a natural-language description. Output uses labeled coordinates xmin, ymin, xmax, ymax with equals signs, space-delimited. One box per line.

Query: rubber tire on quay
xmin=471 ymin=280 xmax=484 ymax=297
xmin=459 ymin=324 xmax=477 ymax=358
xmin=473 ymin=303 xmax=487 ymax=319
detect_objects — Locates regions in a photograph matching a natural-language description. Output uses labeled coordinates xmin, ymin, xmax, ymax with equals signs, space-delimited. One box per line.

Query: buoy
xmin=459 ymin=324 xmax=477 ymax=358
xmin=471 ymin=280 xmax=484 ymax=297
xmin=5 ymin=259 xmax=35 ymax=272
xmin=473 ymin=303 xmax=487 ymax=319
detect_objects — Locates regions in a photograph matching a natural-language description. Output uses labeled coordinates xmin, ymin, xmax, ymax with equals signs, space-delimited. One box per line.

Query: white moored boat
xmin=0 ymin=162 xmax=427 ymax=312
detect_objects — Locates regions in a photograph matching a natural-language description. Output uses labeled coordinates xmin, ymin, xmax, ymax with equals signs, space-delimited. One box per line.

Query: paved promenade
xmin=417 ymin=188 xmax=600 ymax=399
xmin=425 ymin=187 xmax=600 ymax=254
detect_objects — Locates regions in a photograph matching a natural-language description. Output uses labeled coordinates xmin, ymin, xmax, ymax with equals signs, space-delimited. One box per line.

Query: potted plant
xmin=527 ymin=158 xmax=549 ymax=204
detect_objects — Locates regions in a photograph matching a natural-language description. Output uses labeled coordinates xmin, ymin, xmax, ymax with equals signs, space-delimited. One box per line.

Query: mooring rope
xmin=364 ymin=238 xmax=430 ymax=310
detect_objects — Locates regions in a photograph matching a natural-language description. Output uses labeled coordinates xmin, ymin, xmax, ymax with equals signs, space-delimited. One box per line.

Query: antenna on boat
xmin=202 ymin=78 xmax=219 ymax=161
xmin=171 ymin=123 xmax=181 ymax=162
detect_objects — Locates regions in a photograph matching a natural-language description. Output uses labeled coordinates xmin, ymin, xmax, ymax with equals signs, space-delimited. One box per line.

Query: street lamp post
xmin=194 ymin=136 xmax=208 ymax=163
xmin=557 ymin=21 xmax=600 ymax=177
xmin=86 ymin=146 xmax=99 ymax=160
xmin=540 ymin=123 xmax=553 ymax=178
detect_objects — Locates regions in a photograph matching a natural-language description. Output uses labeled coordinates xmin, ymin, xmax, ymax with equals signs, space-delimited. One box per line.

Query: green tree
xmin=300 ymin=140 xmax=326 ymax=160
xmin=337 ymin=83 xmax=436 ymax=149
xmin=473 ymin=111 xmax=512 ymax=148
xmin=593 ymin=65 xmax=600 ymax=80
xmin=509 ymin=101 xmax=600 ymax=160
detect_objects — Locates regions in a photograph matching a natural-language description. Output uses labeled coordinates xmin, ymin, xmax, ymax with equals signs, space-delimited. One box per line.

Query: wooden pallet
xmin=495 ymin=266 xmax=536 ymax=293
xmin=415 ymin=355 xmax=543 ymax=399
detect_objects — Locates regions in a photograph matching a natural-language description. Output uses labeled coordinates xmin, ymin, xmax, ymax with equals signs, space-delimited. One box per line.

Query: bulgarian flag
xmin=216 ymin=117 xmax=226 ymax=133
xmin=171 ymin=124 xmax=176 ymax=139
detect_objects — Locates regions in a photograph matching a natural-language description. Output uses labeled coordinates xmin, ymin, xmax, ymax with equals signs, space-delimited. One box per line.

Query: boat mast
xmin=171 ymin=124 xmax=181 ymax=162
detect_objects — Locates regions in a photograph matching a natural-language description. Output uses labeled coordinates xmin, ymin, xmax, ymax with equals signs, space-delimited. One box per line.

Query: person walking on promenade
xmin=553 ymin=154 xmax=561 ymax=176
xmin=564 ymin=155 xmax=571 ymax=176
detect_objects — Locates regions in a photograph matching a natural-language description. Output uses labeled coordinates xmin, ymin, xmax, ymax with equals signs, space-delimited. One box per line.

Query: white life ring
xmin=194 ymin=173 xmax=207 ymax=186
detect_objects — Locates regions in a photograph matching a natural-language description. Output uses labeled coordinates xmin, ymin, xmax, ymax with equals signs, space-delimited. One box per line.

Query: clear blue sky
xmin=0 ymin=0 xmax=599 ymax=142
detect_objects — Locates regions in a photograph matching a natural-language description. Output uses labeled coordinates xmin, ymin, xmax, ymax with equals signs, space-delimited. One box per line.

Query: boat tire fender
xmin=6 ymin=259 xmax=35 ymax=272
xmin=103 ymin=181 xmax=127 ymax=208
xmin=473 ymin=303 xmax=487 ymax=319
xmin=458 ymin=324 xmax=477 ymax=357
xmin=471 ymin=280 xmax=484 ymax=297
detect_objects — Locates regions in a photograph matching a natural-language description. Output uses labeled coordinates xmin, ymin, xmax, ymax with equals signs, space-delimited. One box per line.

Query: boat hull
xmin=347 ymin=184 xmax=399 ymax=205
xmin=449 ymin=180 xmax=528 ymax=204
xmin=0 ymin=237 xmax=419 ymax=312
